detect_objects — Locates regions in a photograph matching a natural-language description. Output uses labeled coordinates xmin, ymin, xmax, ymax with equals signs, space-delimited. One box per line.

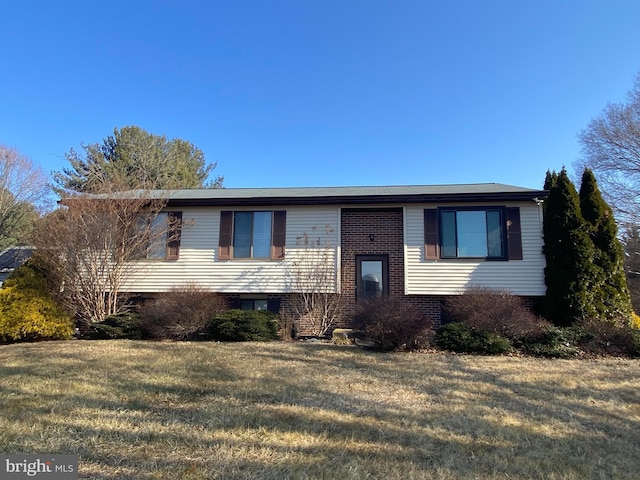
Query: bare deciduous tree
xmin=287 ymin=225 xmax=344 ymax=337
xmin=32 ymin=190 xmax=175 ymax=325
xmin=0 ymin=145 xmax=49 ymax=249
xmin=576 ymin=74 xmax=640 ymax=225
xmin=621 ymin=225 xmax=640 ymax=313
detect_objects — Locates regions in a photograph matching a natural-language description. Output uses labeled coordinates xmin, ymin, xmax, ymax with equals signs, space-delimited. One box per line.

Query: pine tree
xmin=53 ymin=126 xmax=223 ymax=194
xmin=543 ymin=169 xmax=599 ymax=325
xmin=579 ymin=168 xmax=633 ymax=322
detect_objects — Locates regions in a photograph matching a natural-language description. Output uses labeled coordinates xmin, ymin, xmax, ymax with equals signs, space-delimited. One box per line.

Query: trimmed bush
xmin=434 ymin=322 xmax=512 ymax=355
xmin=435 ymin=322 xmax=474 ymax=352
xmin=140 ymin=283 xmax=227 ymax=340
xmin=444 ymin=287 xmax=550 ymax=341
xmin=0 ymin=260 xmax=73 ymax=343
xmin=89 ymin=313 xmax=142 ymax=340
xmin=209 ymin=309 xmax=279 ymax=342
xmin=522 ymin=326 xmax=585 ymax=358
xmin=353 ymin=297 xmax=434 ymax=351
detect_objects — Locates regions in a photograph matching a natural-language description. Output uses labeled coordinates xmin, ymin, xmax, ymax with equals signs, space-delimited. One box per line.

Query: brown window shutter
xmin=506 ymin=207 xmax=523 ymax=260
xmin=166 ymin=211 xmax=182 ymax=260
xmin=424 ymin=209 xmax=439 ymax=260
xmin=271 ymin=210 xmax=286 ymax=259
xmin=219 ymin=211 xmax=233 ymax=260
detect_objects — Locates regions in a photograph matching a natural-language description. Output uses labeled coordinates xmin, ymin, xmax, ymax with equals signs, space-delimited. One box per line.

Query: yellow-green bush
xmin=631 ymin=312 xmax=640 ymax=329
xmin=0 ymin=260 xmax=73 ymax=343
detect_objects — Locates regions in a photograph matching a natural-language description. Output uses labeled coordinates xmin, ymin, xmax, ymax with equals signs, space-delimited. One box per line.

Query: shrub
xmin=89 ymin=313 xmax=142 ymax=340
xmin=444 ymin=287 xmax=550 ymax=341
xmin=209 ymin=309 xmax=279 ymax=342
xmin=277 ymin=313 xmax=298 ymax=341
xmin=140 ymin=283 xmax=227 ymax=340
xmin=577 ymin=318 xmax=640 ymax=357
xmin=434 ymin=322 xmax=512 ymax=355
xmin=434 ymin=322 xmax=475 ymax=352
xmin=353 ymin=297 xmax=434 ymax=351
xmin=632 ymin=329 xmax=640 ymax=357
xmin=522 ymin=326 xmax=585 ymax=358
xmin=0 ymin=260 xmax=73 ymax=343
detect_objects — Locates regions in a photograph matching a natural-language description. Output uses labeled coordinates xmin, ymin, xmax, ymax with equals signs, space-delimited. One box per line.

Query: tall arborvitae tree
xmin=544 ymin=170 xmax=558 ymax=191
xmin=579 ymin=168 xmax=633 ymax=322
xmin=543 ymin=168 xmax=599 ymax=325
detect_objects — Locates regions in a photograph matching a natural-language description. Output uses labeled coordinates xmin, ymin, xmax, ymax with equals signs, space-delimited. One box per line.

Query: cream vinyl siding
xmin=123 ymin=206 xmax=340 ymax=293
xmin=404 ymin=203 xmax=546 ymax=296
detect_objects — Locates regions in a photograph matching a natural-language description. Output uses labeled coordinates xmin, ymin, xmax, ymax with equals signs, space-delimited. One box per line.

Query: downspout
xmin=533 ymin=197 xmax=544 ymax=232
xmin=534 ymin=197 xmax=546 ymax=294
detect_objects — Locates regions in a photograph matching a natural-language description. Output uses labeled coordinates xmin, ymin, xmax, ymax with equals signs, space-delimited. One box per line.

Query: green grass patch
xmin=1 ymin=341 xmax=639 ymax=479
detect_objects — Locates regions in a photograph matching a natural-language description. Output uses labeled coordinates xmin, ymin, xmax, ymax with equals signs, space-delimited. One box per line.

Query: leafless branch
xmin=286 ymin=225 xmax=344 ymax=337
xmin=33 ymin=188 xmax=171 ymax=325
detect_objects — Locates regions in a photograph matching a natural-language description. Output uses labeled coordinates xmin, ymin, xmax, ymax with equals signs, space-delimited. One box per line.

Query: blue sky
xmin=2 ymin=1 xmax=639 ymax=191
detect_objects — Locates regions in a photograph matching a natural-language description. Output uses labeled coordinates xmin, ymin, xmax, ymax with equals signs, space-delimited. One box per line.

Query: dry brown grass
xmin=1 ymin=341 xmax=639 ymax=479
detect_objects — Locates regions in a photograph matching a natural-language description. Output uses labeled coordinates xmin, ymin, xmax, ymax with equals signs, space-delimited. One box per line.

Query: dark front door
xmin=356 ymin=255 xmax=389 ymax=300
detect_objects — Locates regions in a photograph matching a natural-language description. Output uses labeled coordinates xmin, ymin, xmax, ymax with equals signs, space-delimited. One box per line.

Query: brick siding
xmin=340 ymin=208 xmax=405 ymax=318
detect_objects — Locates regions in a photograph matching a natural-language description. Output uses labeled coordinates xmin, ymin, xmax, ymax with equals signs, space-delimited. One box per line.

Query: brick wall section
xmin=405 ymin=295 xmax=444 ymax=326
xmin=340 ymin=208 xmax=405 ymax=320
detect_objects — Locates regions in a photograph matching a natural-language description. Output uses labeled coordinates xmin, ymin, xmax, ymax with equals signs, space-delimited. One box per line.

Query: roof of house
xmin=69 ymin=183 xmax=548 ymax=207
xmin=153 ymin=183 xmax=548 ymax=206
xmin=0 ymin=246 xmax=34 ymax=285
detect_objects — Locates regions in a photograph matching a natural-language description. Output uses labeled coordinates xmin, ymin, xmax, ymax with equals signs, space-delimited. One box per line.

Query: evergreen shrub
xmin=0 ymin=260 xmax=73 ymax=343
xmin=434 ymin=322 xmax=512 ymax=355
xmin=209 ymin=309 xmax=279 ymax=341
xmin=522 ymin=326 xmax=586 ymax=358
xmin=89 ymin=313 xmax=142 ymax=340
xmin=352 ymin=297 xmax=434 ymax=351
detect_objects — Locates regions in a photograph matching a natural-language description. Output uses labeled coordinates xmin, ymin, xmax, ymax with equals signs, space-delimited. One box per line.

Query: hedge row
xmin=88 ymin=309 xmax=279 ymax=342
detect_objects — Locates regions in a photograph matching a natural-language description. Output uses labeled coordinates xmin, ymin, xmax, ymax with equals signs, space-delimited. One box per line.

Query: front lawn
xmin=1 ymin=341 xmax=638 ymax=479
